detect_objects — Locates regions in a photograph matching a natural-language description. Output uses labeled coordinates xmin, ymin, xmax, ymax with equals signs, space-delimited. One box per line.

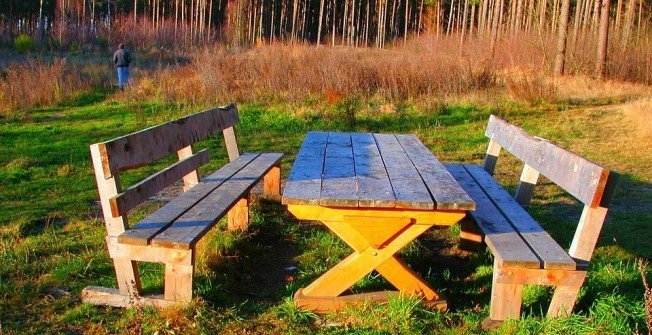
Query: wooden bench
xmin=445 ymin=115 xmax=618 ymax=328
xmin=82 ymin=103 xmax=283 ymax=308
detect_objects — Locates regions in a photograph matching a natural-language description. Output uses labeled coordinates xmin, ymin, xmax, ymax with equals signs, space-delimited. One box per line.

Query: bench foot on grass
xmin=81 ymin=286 xmax=184 ymax=308
xmin=481 ymin=317 xmax=505 ymax=330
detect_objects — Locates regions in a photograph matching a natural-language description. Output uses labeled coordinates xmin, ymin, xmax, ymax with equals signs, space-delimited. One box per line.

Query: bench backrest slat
xmin=485 ymin=115 xmax=617 ymax=208
xmin=108 ymin=149 xmax=210 ymax=217
xmin=90 ymin=103 xmax=241 ymax=238
xmin=96 ymin=103 xmax=239 ymax=179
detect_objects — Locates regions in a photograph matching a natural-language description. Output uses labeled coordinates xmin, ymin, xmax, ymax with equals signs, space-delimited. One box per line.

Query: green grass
xmin=0 ymin=89 xmax=650 ymax=334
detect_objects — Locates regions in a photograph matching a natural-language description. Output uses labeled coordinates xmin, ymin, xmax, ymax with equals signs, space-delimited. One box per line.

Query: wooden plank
xmin=177 ymin=146 xmax=200 ymax=191
xmin=396 ymin=134 xmax=475 ymax=211
xmin=494 ymin=267 xmax=586 ymax=286
xmin=374 ymin=134 xmax=434 ymax=210
xmin=164 ymin=263 xmax=194 ymax=302
xmin=151 ymin=153 xmax=283 ymax=249
xmin=445 ymin=164 xmax=540 ymax=269
xmin=89 ymin=143 xmax=129 ymax=237
xmin=81 ymin=286 xmax=181 ymax=308
xmin=118 ymin=153 xmax=259 ymax=246
xmin=282 ymin=131 xmax=328 ymax=206
xmin=293 ymin=289 xmax=447 ymax=314
xmin=485 ymin=115 xmax=613 ymax=207
xmin=286 ymin=204 xmax=466 ymax=225
xmin=109 ymin=149 xmax=210 ymax=217
xmin=464 ymin=164 xmax=576 ymax=270
xmin=489 ymin=263 xmax=523 ymax=321
xmin=351 ymin=133 xmax=396 ymax=208
xmin=514 ymin=163 xmax=539 ymax=207
xmin=97 ymin=103 xmax=239 ymax=178
xmin=320 ymin=132 xmax=359 ymax=207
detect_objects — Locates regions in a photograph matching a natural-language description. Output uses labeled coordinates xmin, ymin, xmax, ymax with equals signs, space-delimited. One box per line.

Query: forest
xmin=2 ymin=0 xmax=650 ymax=70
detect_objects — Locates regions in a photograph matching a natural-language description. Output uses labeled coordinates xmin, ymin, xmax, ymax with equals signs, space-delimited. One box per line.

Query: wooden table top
xmin=282 ymin=131 xmax=476 ymax=211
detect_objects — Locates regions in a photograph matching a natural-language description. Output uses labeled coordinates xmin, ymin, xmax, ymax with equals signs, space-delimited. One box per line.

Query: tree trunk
xmin=489 ymin=0 xmax=503 ymax=58
xmin=595 ymin=0 xmax=611 ymax=79
xmin=553 ymin=0 xmax=571 ymax=76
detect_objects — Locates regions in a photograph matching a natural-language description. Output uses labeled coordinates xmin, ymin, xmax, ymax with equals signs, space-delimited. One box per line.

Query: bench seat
xmin=446 ymin=163 xmax=579 ymax=271
xmin=82 ymin=103 xmax=283 ymax=308
xmin=447 ymin=115 xmax=617 ymax=329
xmin=119 ymin=153 xmax=282 ymax=249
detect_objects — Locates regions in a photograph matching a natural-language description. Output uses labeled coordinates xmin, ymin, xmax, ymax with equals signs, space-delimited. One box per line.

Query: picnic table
xmin=282 ymin=131 xmax=476 ymax=313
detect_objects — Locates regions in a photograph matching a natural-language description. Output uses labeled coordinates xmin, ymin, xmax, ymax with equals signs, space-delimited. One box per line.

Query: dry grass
xmin=0 ymin=58 xmax=90 ymax=118
xmin=554 ymin=75 xmax=652 ymax=103
xmin=623 ymin=97 xmax=652 ymax=139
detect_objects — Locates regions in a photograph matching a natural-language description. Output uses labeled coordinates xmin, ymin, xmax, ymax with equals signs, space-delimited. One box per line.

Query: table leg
xmin=301 ymin=217 xmax=437 ymax=301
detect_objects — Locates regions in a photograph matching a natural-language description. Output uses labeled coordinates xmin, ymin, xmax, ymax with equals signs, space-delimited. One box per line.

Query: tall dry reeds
xmin=0 ymin=58 xmax=90 ymax=119
xmin=130 ymin=40 xmax=497 ymax=106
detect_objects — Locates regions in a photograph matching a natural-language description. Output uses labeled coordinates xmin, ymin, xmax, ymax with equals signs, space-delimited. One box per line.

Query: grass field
xmin=1 ymin=47 xmax=651 ymax=334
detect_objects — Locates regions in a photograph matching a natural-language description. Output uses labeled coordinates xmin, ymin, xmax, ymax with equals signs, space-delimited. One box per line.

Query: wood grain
xmin=445 ymin=164 xmax=541 ymax=269
xmin=282 ymin=131 xmax=328 ymax=205
xmin=109 ymin=149 xmax=210 ymax=217
xmin=464 ymin=164 xmax=576 ymax=270
xmin=117 ymin=153 xmax=259 ymax=246
xmin=97 ymin=103 xmax=239 ymax=178
xmin=351 ymin=133 xmax=395 ymax=208
xmin=396 ymin=134 xmax=475 ymax=210
xmin=150 ymin=153 xmax=283 ymax=249
xmin=320 ymin=132 xmax=358 ymax=207
xmin=485 ymin=115 xmax=617 ymax=207
xmin=374 ymin=133 xmax=434 ymax=210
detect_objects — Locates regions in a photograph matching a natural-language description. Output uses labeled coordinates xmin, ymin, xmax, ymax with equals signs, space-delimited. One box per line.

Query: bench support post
xmin=263 ymin=164 xmax=281 ymax=200
xmin=489 ymin=262 xmax=523 ymax=322
xmin=164 ymin=262 xmax=194 ymax=302
xmin=114 ymin=259 xmax=142 ymax=295
xmin=548 ymin=284 xmax=583 ymax=317
xmin=228 ymin=196 xmax=250 ymax=231
xmin=514 ymin=164 xmax=539 ymax=208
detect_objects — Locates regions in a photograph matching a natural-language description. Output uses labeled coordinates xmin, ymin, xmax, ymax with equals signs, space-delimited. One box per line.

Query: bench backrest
xmin=481 ymin=115 xmax=618 ymax=263
xmin=90 ymin=103 xmax=241 ymax=236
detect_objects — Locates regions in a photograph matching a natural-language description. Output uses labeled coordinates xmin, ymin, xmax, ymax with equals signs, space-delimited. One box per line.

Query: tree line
xmin=1 ymin=0 xmax=650 ymax=75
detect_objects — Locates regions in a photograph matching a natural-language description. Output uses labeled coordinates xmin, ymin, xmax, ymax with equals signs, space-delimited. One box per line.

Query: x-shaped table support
xmin=287 ymin=205 xmax=466 ymax=313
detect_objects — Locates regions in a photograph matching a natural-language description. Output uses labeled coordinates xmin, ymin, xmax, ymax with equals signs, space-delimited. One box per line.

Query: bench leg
xmin=486 ymin=263 xmax=523 ymax=329
xmin=548 ymin=285 xmax=582 ymax=317
xmin=458 ymin=218 xmax=483 ymax=251
xmin=227 ymin=196 xmax=250 ymax=231
xmin=164 ymin=263 xmax=194 ymax=302
xmin=114 ymin=258 xmax=142 ymax=296
xmin=263 ymin=165 xmax=281 ymax=200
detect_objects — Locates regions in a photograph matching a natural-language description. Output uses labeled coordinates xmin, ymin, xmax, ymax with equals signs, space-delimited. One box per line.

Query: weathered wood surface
xmin=282 ymin=131 xmax=328 ymax=206
xmin=464 ymin=164 xmax=576 ymax=270
xmin=446 ymin=164 xmax=540 ymax=269
xmin=396 ymin=134 xmax=475 ymax=210
xmin=485 ymin=115 xmax=617 ymax=207
xmin=150 ymin=153 xmax=283 ymax=250
xmin=374 ymin=133 xmax=434 ymax=209
xmin=352 ymin=133 xmax=396 ymax=208
xmin=283 ymin=132 xmax=474 ymax=211
xmin=110 ymin=149 xmax=210 ymax=217
xmin=118 ymin=153 xmax=259 ymax=246
xmin=97 ymin=103 xmax=239 ymax=178
xmin=320 ymin=132 xmax=358 ymax=207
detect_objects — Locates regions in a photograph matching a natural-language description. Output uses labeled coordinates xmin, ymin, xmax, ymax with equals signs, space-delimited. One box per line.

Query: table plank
xmin=320 ymin=132 xmax=358 ymax=207
xmin=282 ymin=132 xmax=328 ymax=205
xmin=396 ymin=134 xmax=475 ymax=211
xmin=374 ymin=134 xmax=434 ymax=210
xmin=351 ymin=133 xmax=395 ymax=208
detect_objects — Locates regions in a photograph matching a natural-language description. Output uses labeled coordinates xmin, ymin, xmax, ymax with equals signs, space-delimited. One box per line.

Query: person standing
xmin=113 ymin=43 xmax=132 ymax=89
